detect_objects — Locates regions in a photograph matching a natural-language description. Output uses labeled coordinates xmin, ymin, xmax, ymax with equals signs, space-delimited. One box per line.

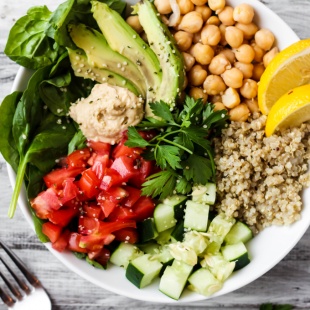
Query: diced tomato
xmin=103 ymin=187 xmax=129 ymax=203
xmin=42 ymin=222 xmax=62 ymax=243
xmin=99 ymin=220 xmax=136 ymax=235
xmin=110 ymin=156 xmax=138 ymax=182
xmin=129 ymin=158 xmax=153 ymax=187
xmin=113 ymin=227 xmax=139 ymax=244
xmin=99 ymin=168 xmax=124 ymax=190
xmin=89 ymin=247 xmax=111 ymax=266
xmin=131 ymin=196 xmax=156 ymax=222
xmin=43 ymin=167 xmax=84 ymax=189
xmin=68 ymin=233 xmax=88 ymax=253
xmin=79 ymin=234 xmax=115 ymax=251
xmin=67 ymin=147 xmax=91 ymax=168
xmin=48 ymin=208 xmax=78 ymax=227
xmin=52 ymin=229 xmax=71 ymax=252
xmin=87 ymin=140 xmax=111 ymax=155
xmin=138 ymin=130 xmax=157 ymax=141
xmin=78 ymin=217 xmax=100 ymax=235
xmin=107 ymin=207 xmax=135 ymax=222
xmin=31 ymin=188 xmax=62 ymax=219
xmin=91 ymin=154 xmax=110 ymax=180
xmin=78 ymin=168 xmax=101 ymax=198
xmin=99 ymin=199 xmax=117 ymax=218
xmin=59 ymin=178 xmax=79 ymax=205
xmin=112 ymin=134 xmax=143 ymax=159
xmin=122 ymin=186 xmax=141 ymax=207
xmin=82 ymin=203 xmax=102 ymax=219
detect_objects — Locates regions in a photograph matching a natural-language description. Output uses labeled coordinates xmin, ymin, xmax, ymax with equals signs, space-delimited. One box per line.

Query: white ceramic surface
xmin=7 ymin=0 xmax=310 ymax=303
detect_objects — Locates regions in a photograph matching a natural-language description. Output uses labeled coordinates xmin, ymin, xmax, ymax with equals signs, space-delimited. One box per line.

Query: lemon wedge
xmin=258 ymin=39 xmax=310 ymax=115
xmin=265 ymin=84 xmax=310 ymax=137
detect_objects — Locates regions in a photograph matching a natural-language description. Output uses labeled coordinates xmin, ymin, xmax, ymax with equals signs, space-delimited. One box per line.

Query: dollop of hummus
xmin=69 ymin=83 xmax=144 ymax=144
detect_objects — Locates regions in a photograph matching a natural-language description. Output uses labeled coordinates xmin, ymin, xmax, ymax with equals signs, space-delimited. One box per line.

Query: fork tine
xmin=0 ymin=255 xmax=31 ymax=295
xmin=0 ymin=286 xmax=15 ymax=307
xmin=0 ymin=264 xmax=23 ymax=300
xmin=0 ymin=240 xmax=40 ymax=288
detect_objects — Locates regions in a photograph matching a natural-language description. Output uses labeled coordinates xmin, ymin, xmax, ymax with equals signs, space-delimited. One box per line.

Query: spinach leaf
xmin=68 ymin=130 xmax=87 ymax=154
xmin=0 ymin=92 xmax=22 ymax=172
xmin=31 ymin=207 xmax=49 ymax=243
xmin=4 ymin=6 xmax=60 ymax=69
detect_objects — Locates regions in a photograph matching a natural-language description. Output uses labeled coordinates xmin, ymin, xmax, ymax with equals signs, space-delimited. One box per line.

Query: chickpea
xmin=188 ymin=64 xmax=208 ymax=86
xmin=209 ymin=54 xmax=232 ymax=75
xmin=209 ymin=94 xmax=222 ymax=103
xmin=154 ymin=0 xmax=172 ymax=14
xmin=240 ymin=79 xmax=258 ymax=99
xmin=219 ymin=24 xmax=227 ymax=45
xmin=234 ymin=44 xmax=255 ymax=63
xmin=193 ymin=31 xmax=202 ymax=44
xmin=177 ymin=0 xmax=194 ymax=14
xmin=203 ymin=75 xmax=227 ymax=95
xmin=251 ymin=42 xmax=266 ymax=62
xmin=244 ymin=98 xmax=259 ymax=113
xmin=218 ymin=49 xmax=236 ymax=64
xmin=178 ymin=11 xmax=204 ymax=33
xmin=218 ymin=6 xmax=235 ymax=26
xmin=174 ymin=31 xmax=194 ymax=51
xmin=201 ymin=25 xmax=221 ymax=46
xmin=229 ymin=103 xmax=250 ymax=121
xmin=234 ymin=62 xmax=253 ymax=79
xmin=225 ymin=26 xmax=244 ymax=48
xmin=255 ymin=28 xmax=275 ymax=51
xmin=208 ymin=0 xmax=226 ymax=12
xmin=207 ymin=16 xmax=221 ymax=26
xmin=190 ymin=43 xmax=214 ymax=65
xmin=263 ymin=47 xmax=279 ymax=67
xmin=233 ymin=4 xmax=254 ymax=24
xmin=182 ymin=52 xmax=195 ymax=72
xmin=126 ymin=16 xmax=143 ymax=34
xmin=190 ymin=0 xmax=208 ymax=5
xmin=213 ymin=102 xmax=227 ymax=111
xmin=252 ymin=63 xmax=265 ymax=81
xmin=183 ymin=75 xmax=188 ymax=89
xmin=188 ymin=87 xmax=208 ymax=103
xmin=235 ymin=22 xmax=258 ymax=40
xmin=221 ymin=67 xmax=243 ymax=88
xmin=222 ymin=87 xmax=241 ymax=108
xmin=195 ymin=5 xmax=212 ymax=22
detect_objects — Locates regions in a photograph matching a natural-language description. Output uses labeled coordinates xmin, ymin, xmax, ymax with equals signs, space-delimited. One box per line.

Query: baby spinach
xmin=4 ymin=6 xmax=60 ymax=70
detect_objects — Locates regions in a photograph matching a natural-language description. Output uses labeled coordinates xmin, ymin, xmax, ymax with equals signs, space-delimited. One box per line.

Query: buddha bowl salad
xmin=1 ymin=0 xmax=276 ymax=300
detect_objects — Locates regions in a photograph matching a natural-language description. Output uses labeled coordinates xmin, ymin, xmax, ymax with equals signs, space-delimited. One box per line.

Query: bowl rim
xmin=6 ymin=0 xmax=310 ymax=303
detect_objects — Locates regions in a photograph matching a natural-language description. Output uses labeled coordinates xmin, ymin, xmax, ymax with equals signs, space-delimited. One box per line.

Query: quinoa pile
xmin=214 ymin=113 xmax=310 ymax=234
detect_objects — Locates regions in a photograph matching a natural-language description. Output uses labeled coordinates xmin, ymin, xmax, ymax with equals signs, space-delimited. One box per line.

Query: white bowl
xmin=7 ymin=0 xmax=310 ymax=303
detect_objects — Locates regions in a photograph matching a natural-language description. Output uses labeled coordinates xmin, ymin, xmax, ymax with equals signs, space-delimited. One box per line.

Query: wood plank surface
xmin=0 ymin=0 xmax=309 ymax=309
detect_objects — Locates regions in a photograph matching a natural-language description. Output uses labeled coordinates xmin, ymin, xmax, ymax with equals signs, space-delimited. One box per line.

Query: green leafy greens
xmin=125 ymin=97 xmax=229 ymax=199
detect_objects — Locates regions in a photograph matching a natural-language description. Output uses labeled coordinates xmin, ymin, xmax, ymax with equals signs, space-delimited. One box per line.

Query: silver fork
xmin=0 ymin=240 xmax=51 ymax=310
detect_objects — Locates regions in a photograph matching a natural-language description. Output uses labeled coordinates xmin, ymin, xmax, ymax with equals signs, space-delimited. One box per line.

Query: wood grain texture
xmin=0 ymin=0 xmax=310 ymax=309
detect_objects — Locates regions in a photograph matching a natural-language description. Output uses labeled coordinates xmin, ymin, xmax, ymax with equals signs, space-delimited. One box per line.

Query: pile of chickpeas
xmin=126 ymin=0 xmax=278 ymax=122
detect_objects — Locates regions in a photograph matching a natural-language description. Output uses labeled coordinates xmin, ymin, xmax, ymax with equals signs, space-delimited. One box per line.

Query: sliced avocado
xmin=91 ymin=1 xmax=162 ymax=104
xmin=68 ymin=23 xmax=146 ymax=97
xmin=134 ymin=0 xmax=185 ymax=113
xmin=67 ymin=48 xmax=140 ymax=96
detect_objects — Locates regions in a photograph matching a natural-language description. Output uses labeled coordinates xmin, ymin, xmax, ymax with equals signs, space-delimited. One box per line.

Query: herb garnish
xmin=125 ymin=96 xmax=229 ymax=199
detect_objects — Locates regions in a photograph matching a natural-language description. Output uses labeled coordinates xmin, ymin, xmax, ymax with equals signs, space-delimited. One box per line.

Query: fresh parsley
xmin=125 ymin=97 xmax=229 ymax=199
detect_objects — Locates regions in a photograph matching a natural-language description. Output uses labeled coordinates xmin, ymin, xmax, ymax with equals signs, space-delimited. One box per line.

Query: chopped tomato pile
xmin=31 ymin=131 xmax=156 ymax=267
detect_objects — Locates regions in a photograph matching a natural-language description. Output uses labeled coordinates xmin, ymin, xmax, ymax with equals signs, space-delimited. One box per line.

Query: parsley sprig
xmin=125 ymin=96 xmax=229 ymax=199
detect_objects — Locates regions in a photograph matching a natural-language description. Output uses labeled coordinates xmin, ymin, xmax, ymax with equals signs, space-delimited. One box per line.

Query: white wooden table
xmin=0 ymin=0 xmax=309 ymax=309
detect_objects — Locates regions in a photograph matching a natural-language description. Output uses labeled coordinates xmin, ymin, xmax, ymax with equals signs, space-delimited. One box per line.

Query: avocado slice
xmin=134 ymin=0 xmax=185 ymax=112
xmin=68 ymin=48 xmax=140 ymax=96
xmin=68 ymin=23 xmax=146 ymax=97
xmin=91 ymin=1 xmax=162 ymax=105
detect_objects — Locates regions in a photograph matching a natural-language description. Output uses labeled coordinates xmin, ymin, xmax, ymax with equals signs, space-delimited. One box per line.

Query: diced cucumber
xmin=154 ymin=203 xmax=177 ymax=233
xmin=188 ymin=268 xmax=223 ymax=296
xmin=171 ymin=220 xmax=184 ymax=242
xmin=110 ymin=242 xmax=143 ymax=269
xmin=137 ymin=218 xmax=158 ymax=243
xmin=224 ymin=221 xmax=253 ymax=245
xmin=192 ymin=183 xmax=216 ymax=205
xmin=183 ymin=231 xmax=208 ymax=256
xmin=221 ymin=242 xmax=250 ymax=271
xmin=126 ymin=254 xmax=163 ymax=288
xmin=155 ymin=227 xmax=174 ymax=245
xmin=138 ymin=242 xmax=160 ymax=255
xmin=163 ymin=195 xmax=187 ymax=220
xmin=184 ymin=200 xmax=209 ymax=232
xmin=159 ymin=260 xmax=193 ymax=300
xmin=169 ymin=242 xmax=197 ymax=266
xmin=200 ymin=253 xmax=235 ymax=281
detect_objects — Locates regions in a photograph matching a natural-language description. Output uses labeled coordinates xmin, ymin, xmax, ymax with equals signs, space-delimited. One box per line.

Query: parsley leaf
xmin=148 ymin=101 xmax=176 ymax=124
xmin=125 ymin=127 xmax=149 ymax=148
xmin=155 ymin=145 xmax=182 ymax=170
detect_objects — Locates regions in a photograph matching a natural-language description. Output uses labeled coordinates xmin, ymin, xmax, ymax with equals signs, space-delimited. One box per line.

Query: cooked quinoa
xmin=214 ymin=113 xmax=310 ymax=234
